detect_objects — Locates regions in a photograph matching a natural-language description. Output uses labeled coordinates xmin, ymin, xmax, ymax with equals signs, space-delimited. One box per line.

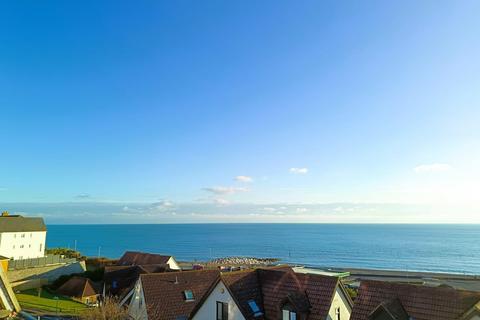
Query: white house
xmin=127 ymin=266 xmax=352 ymax=320
xmin=0 ymin=213 xmax=47 ymax=260
xmin=210 ymin=267 xmax=353 ymax=320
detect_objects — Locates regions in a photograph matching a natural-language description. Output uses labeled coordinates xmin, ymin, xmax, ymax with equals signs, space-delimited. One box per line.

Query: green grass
xmin=16 ymin=288 xmax=89 ymax=315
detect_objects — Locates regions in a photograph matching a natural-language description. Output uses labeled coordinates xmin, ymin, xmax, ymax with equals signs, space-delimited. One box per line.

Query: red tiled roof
xmin=104 ymin=264 xmax=169 ymax=299
xmin=57 ymin=276 xmax=99 ymax=298
xmin=117 ymin=251 xmax=173 ymax=266
xmin=142 ymin=267 xmax=343 ymax=320
xmin=258 ymin=268 xmax=339 ymax=320
xmin=220 ymin=267 xmax=340 ymax=320
xmin=222 ymin=268 xmax=265 ymax=319
xmin=350 ymin=280 xmax=480 ymax=320
xmin=140 ymin=270 xmax=220 ymax=320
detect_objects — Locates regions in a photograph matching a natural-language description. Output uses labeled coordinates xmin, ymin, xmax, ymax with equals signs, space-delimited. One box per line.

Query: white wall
xmin=0 ymin=231 xmax=46 ymax=260
xmin=128 ymin=279 xmax=148 ymax=320
xmin=167 ymin=257 xmax=181 ymax=270
xmin=193 ymin=281 xmax=245 ymax=320
xmin=327 ymin=286 xmax=351 ymax=320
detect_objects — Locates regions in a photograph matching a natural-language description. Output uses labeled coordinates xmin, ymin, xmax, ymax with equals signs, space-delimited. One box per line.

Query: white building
xmin=127 ymin=267 xmax=352 ymax=320
xmin=0 ymin=213 xmax=47 ymax=260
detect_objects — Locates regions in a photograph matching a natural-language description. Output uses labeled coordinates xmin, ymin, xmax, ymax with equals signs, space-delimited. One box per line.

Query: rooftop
xmin=0 ymin=215 xmax=46 ymax=233
xmin=350 ymin=280 xmax=480 ymax=320
xmin=140 ymin=270 xmax=220 ymax=320
xmin=117 ymin=251 xmax=173 ymax=266
xmin=57 ymin=276 xmax=99 ymax=299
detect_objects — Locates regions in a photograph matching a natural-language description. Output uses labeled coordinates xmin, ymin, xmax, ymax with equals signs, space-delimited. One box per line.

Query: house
xmin=127 ymin=266 xmax=352 ymax=320
xmin=103 ymin=264 xmax=170 ymax=302
xmin=350 ymin=280 xmax=480 ymax=320
xmin=128 ymin=269 xmax=220 ymax=320
xmin=117 ymin=251 xmax=181 ymax=270
xmin=204 ymin=267 xmax=352 ymax=320
xmin=0 ymin=212 xmax=47 ymax=260
xmin=57 ymin=276 xmax=100 ymax=305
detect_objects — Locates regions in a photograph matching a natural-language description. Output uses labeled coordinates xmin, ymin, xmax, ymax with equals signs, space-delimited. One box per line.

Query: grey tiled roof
xmin=0 ymin=215 xmax=46 ymax=232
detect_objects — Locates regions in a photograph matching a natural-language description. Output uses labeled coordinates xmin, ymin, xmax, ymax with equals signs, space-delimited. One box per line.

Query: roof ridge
xmin=140 ymin=269 xmax=218 ymax=278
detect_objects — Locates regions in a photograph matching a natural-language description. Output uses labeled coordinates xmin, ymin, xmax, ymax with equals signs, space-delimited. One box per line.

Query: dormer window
xmin=184 ymin=290 xmax=194 ymax=301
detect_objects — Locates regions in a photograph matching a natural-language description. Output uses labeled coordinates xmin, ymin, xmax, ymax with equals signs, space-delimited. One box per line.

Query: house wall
xmin=192 ymin=281 xmax=245 ymax=320
xmin=167 ymin=257 xmax=181 ymax=270
xmin=128 ymin=279 xmax=148 ymax=320
xmin=326 ymin=286 xmax=352 ymax=320
xmin=0 ymin=231 xmax=46 ymax=260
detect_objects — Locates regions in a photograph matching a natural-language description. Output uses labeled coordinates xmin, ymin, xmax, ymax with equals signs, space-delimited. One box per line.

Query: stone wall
xmin=7 ymin=261 xmax=86 ymax=283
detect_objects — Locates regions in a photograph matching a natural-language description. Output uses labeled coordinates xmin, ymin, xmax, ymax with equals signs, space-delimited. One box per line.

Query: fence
xmin=8 ymin=255 xmax=77 ymax=271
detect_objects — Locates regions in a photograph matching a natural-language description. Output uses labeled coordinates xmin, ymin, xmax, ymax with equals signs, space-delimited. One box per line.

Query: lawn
xmin=16 ymin=288 xmax=89 ymax=315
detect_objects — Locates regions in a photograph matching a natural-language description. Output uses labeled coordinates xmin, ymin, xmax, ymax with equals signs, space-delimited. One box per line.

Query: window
xmin=183 ymin=290 xmax=194 ymax=301
xmin=40 ymin=244 xmax=43 ymax=252
xmin=112 ymin=280 xmax=118 ymax=289
xmin=21 ymin=233 xmax=25 ymax=238
xmin=248 ymin=300 xmax=263 ymax=317
xmin=336 ymin=307 xmax=341 ymax=320
xmin=216 ymin=301 xmax=228 ymax=320
xmin=20 ymin=245 xmax=24 ymax=248
xmin=282 ymin=310 xmax=296 ymax=320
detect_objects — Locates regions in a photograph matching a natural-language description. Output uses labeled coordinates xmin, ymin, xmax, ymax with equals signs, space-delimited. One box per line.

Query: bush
xmin=78 ymin=298 xmax=129 ymax=320
xmin=46 ymin=247 xmax=83 ymax=259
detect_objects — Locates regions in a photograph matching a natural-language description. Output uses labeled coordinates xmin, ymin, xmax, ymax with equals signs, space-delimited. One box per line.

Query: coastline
xmin=177 ymin=256 xmax=480 ymax=292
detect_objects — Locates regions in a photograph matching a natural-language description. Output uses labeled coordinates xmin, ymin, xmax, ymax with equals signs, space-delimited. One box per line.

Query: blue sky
xmin=1 ymin=1 xmax=479 ymax=223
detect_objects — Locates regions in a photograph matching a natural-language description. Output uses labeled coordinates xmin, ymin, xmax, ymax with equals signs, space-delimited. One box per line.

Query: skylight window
xmin=184 ymin=290 xmax=194 ymax=301
xmin=248 ymin=300 xmax=263 ymax=317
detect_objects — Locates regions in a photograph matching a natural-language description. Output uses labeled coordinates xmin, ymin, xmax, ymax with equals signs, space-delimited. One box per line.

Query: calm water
xmin=46 ymin=224 xmax=480 ymax=274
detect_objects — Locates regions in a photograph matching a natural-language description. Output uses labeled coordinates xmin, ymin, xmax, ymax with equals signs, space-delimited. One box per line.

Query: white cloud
xmin=149 ymin=200 xmax=175 ymax=212
xmin=203 ymin=186 xmax=249 ymax=195
xmin=214 ymin=198 xmax=230 ymax=206
xmin=235 ymin=175 xmax=253 ymax=183
xmin=414 ymin=163 xmax=452 ymax=173
xmin=290 ymin=167 xmax=308 ymax=174
xmin=296 ymin=207 xmax=309 ymax=213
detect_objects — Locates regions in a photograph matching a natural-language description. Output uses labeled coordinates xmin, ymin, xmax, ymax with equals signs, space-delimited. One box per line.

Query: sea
xmin=46 ymin=224 xmax=480 ymax=275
